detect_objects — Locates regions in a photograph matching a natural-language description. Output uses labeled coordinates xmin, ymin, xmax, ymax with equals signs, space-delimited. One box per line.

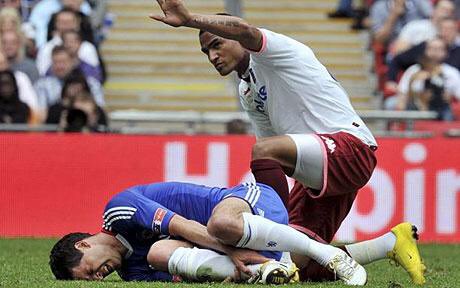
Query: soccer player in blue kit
xmin=50 ymin=181 xmax=367 ymax=285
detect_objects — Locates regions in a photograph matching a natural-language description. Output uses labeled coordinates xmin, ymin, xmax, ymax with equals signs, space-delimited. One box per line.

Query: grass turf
xmin=0 ymin=239 xmax=459 ymax=288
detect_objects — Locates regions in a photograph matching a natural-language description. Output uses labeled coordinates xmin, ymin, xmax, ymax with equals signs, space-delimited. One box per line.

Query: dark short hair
xmin=49 ymin=232 xmax=92 ymax=280
xmin=198 ymin=12 xmax=233 ymax=37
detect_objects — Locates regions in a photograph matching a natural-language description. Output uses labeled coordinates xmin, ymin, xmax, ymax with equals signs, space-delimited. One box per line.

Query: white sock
xmin=345 ymin=232 xmax=397 ymax=265
xmin=168 ymin=247 xmax=260 ymax=281
xmin=236 ymin=212 xmax=340 ymax=266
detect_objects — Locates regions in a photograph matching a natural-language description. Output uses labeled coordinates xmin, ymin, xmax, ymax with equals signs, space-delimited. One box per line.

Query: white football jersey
xmin=239 ymin=29 xmax=377 ymax=147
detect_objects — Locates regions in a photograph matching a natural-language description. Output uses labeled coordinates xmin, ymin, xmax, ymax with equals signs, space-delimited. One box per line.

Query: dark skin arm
xmin=149 ymin=0 xmax=263 ymax=51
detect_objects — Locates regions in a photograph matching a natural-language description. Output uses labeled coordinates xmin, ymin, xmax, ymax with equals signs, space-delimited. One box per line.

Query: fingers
xmin=236 ymin=262 xmax=252 ymax=276
xmin=149 ymin=14 xmax=165 ymax=22
xmin=247 ymin=254 xmax=270 ymax=264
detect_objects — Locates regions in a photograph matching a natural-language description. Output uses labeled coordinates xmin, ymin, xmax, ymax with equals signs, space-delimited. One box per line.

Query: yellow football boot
xmin=387 ymin=222 xmax=426 ymax=285
xmin=249 ymin=260 xmax=300 ymax=284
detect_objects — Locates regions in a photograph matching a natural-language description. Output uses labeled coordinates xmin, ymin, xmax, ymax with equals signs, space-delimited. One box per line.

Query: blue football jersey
xmin=102 ymin=182 xmax=286 ymax=281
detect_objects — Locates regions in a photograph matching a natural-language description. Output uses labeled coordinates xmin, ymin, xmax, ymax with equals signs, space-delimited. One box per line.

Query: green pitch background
xmin=1 ymin=239 xmax=459 ymax=288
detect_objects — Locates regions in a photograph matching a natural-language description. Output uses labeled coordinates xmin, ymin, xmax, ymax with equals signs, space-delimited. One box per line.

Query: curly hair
xmin=49 ymin=232 xmax=92 ymax=280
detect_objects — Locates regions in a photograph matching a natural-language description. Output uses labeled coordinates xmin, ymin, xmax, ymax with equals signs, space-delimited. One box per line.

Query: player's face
xmin=199 ymin=32 xmax=247 ymax=76
xmin=71 ymin=242 xmax=122 ymax=281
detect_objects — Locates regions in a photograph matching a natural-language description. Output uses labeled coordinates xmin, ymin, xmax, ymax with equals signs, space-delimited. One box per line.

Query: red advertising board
xmin=0 ymin=133 xmax=459 ymax=243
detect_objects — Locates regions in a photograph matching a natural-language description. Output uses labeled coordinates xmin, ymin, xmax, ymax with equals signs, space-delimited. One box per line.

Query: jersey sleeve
xmin=103 ymin=191 xmax=176 ymax=236
xmin=248 ymin=29 xmax=315 ymax=68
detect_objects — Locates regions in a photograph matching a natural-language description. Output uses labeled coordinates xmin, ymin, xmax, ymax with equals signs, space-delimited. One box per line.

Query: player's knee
xmin=207 ymin=214 xmax=241 ymax=245
xmin=147 ymin=241 xmax=173 ymax=271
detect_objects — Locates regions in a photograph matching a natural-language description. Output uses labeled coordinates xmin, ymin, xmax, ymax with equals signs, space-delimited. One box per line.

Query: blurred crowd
xmin=0 ymin=0 xmax=110 ymax=132
xmin=329 ymin=0 xmax=460 ymax=121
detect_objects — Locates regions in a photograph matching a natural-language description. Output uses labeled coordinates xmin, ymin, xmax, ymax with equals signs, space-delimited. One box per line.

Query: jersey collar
xmin=115 ymin=234 xmax=134 ymax=259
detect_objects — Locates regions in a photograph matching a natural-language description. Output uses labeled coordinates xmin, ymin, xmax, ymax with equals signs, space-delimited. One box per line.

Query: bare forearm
xmin=186 ymin=14 xmax=262 ymax=51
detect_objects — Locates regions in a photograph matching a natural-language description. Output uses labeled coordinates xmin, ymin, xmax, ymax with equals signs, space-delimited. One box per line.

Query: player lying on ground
xmin=50 ymin=181 xmax=367 ymax=284
xmin=50 ymin=182 xmax=424 ymax=285
xmin=149 ymin=0 xmax=425 ymax=284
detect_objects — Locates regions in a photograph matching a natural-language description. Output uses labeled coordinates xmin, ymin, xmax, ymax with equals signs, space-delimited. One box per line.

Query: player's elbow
xmin=236 ymin=22 xmax=262 ymax=51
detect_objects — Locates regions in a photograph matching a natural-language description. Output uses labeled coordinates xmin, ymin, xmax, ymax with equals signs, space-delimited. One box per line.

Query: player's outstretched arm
xmin=150 ymin=0 xmax=263 ymax=51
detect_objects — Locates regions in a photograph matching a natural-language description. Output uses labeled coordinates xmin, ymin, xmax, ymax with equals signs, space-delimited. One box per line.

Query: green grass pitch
xmin=0 ymin=239 xmax=459 ymax=288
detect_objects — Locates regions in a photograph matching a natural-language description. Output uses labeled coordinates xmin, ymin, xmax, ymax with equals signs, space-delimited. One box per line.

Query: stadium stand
xmin=102 ymin=0 xmax=375 ymax=112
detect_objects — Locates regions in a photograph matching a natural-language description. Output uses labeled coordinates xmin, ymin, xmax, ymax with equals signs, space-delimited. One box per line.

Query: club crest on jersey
xmin=267 ymin=241 xmax=278 ymax=248
xmin=152 ymin=208 xmax=167 ymax=234
xmin=321 ymin=136 xmax=336 ymax=154
xmin=255 ymin=85 xmax=267 ymax=113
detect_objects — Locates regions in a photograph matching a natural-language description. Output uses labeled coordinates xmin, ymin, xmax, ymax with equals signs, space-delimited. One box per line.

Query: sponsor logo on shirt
xmin=255 ymin=85 xmax=267 ymax=113
xmin=152 ymin=208 xmax=167 ymax=234
xmin=321 ymin=136 xmax=336 ymax=154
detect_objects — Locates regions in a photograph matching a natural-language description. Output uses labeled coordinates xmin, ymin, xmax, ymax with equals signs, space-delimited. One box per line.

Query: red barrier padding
xmin=0 ymin=133 xmax=459 ymax=243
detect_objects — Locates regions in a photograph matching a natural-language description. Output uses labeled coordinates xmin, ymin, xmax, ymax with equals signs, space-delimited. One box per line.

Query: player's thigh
xmin=251 ymin=135 xmax=297 ymax=172
xmin=286 ymin=134 xmax=324 ymax=190
xmin=147 ymin=239 xmax=193 ymax=271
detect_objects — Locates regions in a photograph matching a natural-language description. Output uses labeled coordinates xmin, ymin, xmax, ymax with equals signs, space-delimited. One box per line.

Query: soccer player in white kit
xmin=150 ymin=0 xmax=426 ymax=284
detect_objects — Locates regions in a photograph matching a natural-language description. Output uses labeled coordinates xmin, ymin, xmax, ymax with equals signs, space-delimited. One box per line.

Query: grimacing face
xmin=71 ymin=240 xmax=123 ymax=281
xmin=199 ymin=32 xmax=247 ymax=76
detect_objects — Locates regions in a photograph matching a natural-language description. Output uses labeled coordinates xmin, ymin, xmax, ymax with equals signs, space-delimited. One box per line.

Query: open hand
xmin=149 ymin=0 xmax=191 ymax=27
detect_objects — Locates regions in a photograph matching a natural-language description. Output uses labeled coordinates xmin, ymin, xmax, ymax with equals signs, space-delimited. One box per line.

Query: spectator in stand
xmin=396 ymin=38 xmax=460 ymax=120
xmin=47 ymin=0 xmax=95 ymax=45
xmin=392 ymin=0 xmax=455 ymax=55
xmin=0 ymin=7 xmax=21 ymax=34
xmin=0 ymin=49 xmax=40 ymax=119
xmin=328 ymin=0 xmax=355 ymax=18
xmin=36 ymin=8 xmax=99 ymax=77
xmin=1 ymin=30 xmax=39 ymax=83
xmin=87 ymin=0 xmax=108 ymax=44
xmin=0 ymin=69 xmax=30 ymax=124
xmin=28 ymin=0 xmax=91 ymax=48
xmin=370 ymin=0 xmax=432 ymax=46
xmin=0 ymin=7 xmax=36 ymax=58
xmin=455 ymin=0 xmax=460 ymax=20
xmin=385 ymin=17 xmax=460 ymax=94
xmin=60 ymin=92 xmax=106 ymax=132
xmin=226 ymin=118 xmax=247 ymax=135
xmin=34 ymin=46 xmax=104 ymax=112
xmin=47 ymin=69 xmax=107 ymax=131
xmin=61 ymin=30 xmax=102 ymax=82
xmin=0 ymin=0 xmax=33 ymax=21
